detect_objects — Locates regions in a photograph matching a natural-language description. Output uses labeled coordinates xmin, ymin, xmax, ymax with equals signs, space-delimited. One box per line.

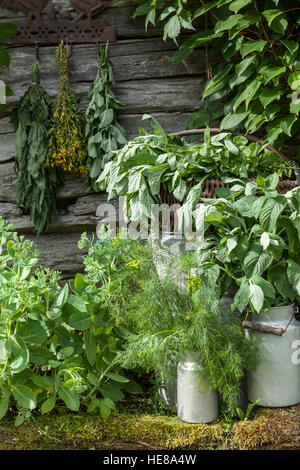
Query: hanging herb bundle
xmin=11 ymin=63 xmax=63 ymax=236
xmin=47 ymin=41 xmax=88 ymax=177
xmin=85 ymin=42 xmax=127 ymax=190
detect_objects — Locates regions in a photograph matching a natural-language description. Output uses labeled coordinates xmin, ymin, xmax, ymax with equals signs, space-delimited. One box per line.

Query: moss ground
xmin=0 ymin=403 xmax=299 ymax=450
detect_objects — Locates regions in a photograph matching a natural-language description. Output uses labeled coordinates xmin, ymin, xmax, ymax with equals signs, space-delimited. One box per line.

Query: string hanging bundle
xmin=85 ymin=41 xmax=127 ymax=190
xmin=47 ymin=40 xmax=87 ymax=177
xmin=12 ymin=63 xmax=63 ymax=235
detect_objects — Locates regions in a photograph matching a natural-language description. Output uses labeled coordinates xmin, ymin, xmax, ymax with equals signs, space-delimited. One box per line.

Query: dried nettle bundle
xmin=85 ymin=42 xmax=127 ymax=190
xmin=47 ymin=41 xmax=87 ymax=177
xmin=12 ymin=63 xmax=63 ymax=236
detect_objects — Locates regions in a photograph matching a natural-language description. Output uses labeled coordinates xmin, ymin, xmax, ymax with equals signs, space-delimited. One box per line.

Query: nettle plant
xmin=98 ymin=115 xmax=290 ymax=222
xmin=194 ymin=173 xmax=300 ymax=315
xmin=0 ymin=218 xmax=138 ymax=425
xmin=133 ymin=0 xmax=300 ymax=159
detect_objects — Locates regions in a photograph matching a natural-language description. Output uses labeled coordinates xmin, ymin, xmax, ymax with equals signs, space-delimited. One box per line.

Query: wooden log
xmin=25 ymin=231 xmax=92 ymax=279
xmin=0 ymin=193 xmax=121 ymax=233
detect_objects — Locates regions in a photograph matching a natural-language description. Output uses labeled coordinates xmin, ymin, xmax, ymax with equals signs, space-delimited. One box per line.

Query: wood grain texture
xmin=0 ymin=1 xmax=207 ymax=275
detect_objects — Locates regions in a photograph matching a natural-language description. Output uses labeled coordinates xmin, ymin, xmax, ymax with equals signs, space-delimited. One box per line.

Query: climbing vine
xmin=133 ymin=0 xmax=300 ymax=160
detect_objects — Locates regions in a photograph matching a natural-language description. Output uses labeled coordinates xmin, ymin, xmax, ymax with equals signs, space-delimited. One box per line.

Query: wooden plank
xmin=0 ymin=193 xmax=121 ymax=233
xmin=3 ymin=76 xmax=204 ymax=113
xmin=0 ymin=40 xmax=205 ymax=93
xmin=25 ymin=231 xmax=91 ymax=279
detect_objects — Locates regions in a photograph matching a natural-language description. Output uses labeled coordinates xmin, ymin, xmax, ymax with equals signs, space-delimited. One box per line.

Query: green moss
xmin=0 ymin=405 xmax=299 ymax=450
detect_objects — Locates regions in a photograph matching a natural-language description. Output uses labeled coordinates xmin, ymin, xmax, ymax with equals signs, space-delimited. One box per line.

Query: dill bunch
xmin=47 ymin=41 xmax=87 ymax=177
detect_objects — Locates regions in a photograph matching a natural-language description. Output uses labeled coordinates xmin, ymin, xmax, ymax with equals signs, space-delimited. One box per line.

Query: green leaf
xmin=203 ymin=64 xmax=233 ymax=98
xmin=280 ymin=116 xmax=298 ymax=136
xmin=258 ymin=196 xmax=287 ymax=231
xmin=268 ymin=265 xmax=295 ymax=300
xmin=215 ymin=14 xmax=244 ymax=33
xmin=0 ymin=339 xmax=11 ymax=363
xmin=260 ymin=232 xmax=270 ymax=250
xmin=240 ymin=40 xmax=268 ymax=57
xmin=58 ymin=386 xmax=80 ymax=411
xmin=232 ymin=281 xmax=250 ymax=313
xmin=220 ymin=110 xmax=248 ymax=130
xmin=99 ymin=384 xmax=125 ymax=402
xmin=251 ymin=275 xmax=275 ymax=300
xmin=288 ymin=72 xmax=300 ymax=91
xmin=0 ymin=45 xmax=10 ymax=67
xmin=259 ymin=87 xmax=282 ymax=109
xmin=173 ymin=179 xmax=187 ymax=201
xmin=193 ymin=2 xmax=218 ymax=20
xmin=243 ymin=245 xmax=273 ymax=278
xmin=263 ymin=9 xmax=288 ymax=34
xmin=106 ymin=373 xmax=130 ymax=383
xmin=229 ymin=0 xmax=251 ymax=12
xmin=0 ymin=22 xmax=18 ymax=40
xmin=8 ymin=335 xmax=29 ymax=374
xmin=163 ymin=14 xmax=181 ymax=40
xmin=41 ymin=394 xmax=56 ymax=414
xmin=69 ymin=311 xmax=91 ymax=331
xmin=84 ymin=331 xmax=97 ymax=366
xmin=249 ymin=282 xmax=264 ymax=313
xmin=56 ymin=284 xmax=69 ymax=307
xmin=99 ymin=399 xmax=112 ymax=421
xmin=65 ymin=295 xmax=87 ymax=313
xmin=16 ymin=321 xmax=48 ymax=345
xmin=0 ymin=386 xmax=10 ymax=419
xmin=287 ymin=260 xmax=300 ymax=284
xmin=11 ymin=384 xmax=37 ymax=410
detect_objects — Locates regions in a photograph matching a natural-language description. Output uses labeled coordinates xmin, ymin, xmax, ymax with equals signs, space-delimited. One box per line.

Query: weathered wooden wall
xmin=0 ymin=0 xmax=207 ymax=278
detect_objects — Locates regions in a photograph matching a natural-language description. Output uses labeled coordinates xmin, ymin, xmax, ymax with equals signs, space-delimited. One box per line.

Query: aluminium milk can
xmin=245 ymin=304 xmax=300 ymax=407
xmin=177 ymin=351 xmax=218 ymax=423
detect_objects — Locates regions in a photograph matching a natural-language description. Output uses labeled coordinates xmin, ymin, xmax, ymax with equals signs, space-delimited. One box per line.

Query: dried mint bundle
xmin=47 ymin=41 xmax=88 ymax=177
xmin=85 ymin=42 xmax=127 ymax=190
xmin=12 ymin=63 xmax=63 ymax=236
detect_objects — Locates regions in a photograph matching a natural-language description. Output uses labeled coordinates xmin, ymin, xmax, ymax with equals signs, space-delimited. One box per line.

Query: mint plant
xmin=194 ymin=173 xmax=300 ymax=314
xmin=98 ymin=115 xmax=290 ymax=223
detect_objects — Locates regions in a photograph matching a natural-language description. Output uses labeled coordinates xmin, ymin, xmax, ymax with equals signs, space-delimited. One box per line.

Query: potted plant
xmin=193 ymin=173 xmax=300 ymax=407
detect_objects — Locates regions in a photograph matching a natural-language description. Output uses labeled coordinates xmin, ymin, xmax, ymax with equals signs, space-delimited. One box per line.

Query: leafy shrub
xmin=133 ymin=1 xmax=300 ymax=160
xmin=98 ymin=115 xmax=290 ymax=224
xmin=194 ymin=173 xmax=300 ymax=313
xmin=0 ymin=219 xmax=137 ymax=425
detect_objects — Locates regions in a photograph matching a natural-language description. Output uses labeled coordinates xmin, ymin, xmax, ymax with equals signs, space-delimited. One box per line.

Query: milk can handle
xmin=242 ymin=306 xmax=299 ymax=336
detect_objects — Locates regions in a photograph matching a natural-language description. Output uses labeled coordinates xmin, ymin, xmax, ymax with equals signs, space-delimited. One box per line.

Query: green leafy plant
xmin=0 ymin=219 xmax=139 ymax=425
xmin=193 ymin=172 xmax=300 ymax=314
xmin=11 ymin=63 xmax=64 ymax=235
xmin=133 ymin=0 xmax=300 ymax=161
xmin=85 ymin=42 xmax=127 ymax=190
xmin=113 ymin=251 xmax=260 ymax=417
xmin=0 ymin=22 xmax=18 ymax=111
xmin=98 ymin=115 xmax=290 ymax=223
xmin=81 ymin=228 xmax=259 ymax=416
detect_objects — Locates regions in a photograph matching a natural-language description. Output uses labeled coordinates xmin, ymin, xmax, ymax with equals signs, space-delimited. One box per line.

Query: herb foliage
xmin=11 ymin=64 xmax=63 ymax=236
xmin=85 ymin=42 xmax=127 ymax=190
xmin=133 ymin=0 xmax=300 ymax=160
